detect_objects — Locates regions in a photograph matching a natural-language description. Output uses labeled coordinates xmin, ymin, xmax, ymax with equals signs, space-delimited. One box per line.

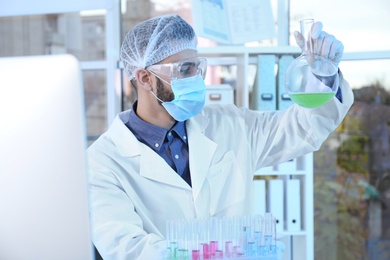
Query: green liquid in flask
xmin=289 ymin=92 xmax=335 ymax=108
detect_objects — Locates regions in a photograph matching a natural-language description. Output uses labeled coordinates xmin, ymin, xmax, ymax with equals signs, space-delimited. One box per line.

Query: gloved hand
xmin=294 ymin=21 xmax=344 ymax=69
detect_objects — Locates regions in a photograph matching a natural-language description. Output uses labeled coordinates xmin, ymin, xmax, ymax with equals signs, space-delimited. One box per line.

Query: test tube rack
xmin=164 ymin=213 xmax=284 ymax=260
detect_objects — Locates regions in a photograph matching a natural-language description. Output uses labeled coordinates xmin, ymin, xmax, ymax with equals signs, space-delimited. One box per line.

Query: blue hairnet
xmin=121 ymin=14 xmax=198 ymax=79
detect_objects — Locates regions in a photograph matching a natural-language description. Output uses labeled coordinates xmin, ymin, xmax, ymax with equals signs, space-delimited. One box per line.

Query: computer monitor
xmin=0 ymin=55 xmax=94 ymax=260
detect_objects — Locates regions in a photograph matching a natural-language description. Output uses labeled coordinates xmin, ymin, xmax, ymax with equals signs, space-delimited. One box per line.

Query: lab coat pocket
xmin=207 ymin=151 xmax=245 ymax=216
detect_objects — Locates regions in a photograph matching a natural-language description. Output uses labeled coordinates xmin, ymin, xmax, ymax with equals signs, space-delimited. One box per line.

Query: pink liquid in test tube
xmin=210 ymin=241 xmax=218 ymax=256
xmin=192 ymin=250 xmax=200 ymax=260
xmin=203 ymin=243 xmax=210 ymax=259
xmin=233 ymin=245 xmax=239 ymax=257
xmin=225 ymin=241 xmax=233 ymax=257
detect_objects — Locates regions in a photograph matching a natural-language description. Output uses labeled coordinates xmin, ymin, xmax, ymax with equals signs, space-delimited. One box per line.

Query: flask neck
xmin=300 ymin=19 xmax=315 ymax=54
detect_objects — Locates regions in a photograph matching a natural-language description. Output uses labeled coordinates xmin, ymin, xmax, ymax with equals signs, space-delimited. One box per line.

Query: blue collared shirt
xmin=124 ymin=102 xmax=191 ymax=186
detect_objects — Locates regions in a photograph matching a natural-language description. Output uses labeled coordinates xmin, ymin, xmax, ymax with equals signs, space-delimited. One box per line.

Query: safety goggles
xmin=147 ymin=57 xmax=207 ymax=80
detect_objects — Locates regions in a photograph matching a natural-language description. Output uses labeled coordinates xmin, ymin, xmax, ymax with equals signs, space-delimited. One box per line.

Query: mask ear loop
xmin=150 ymin=88 xmax=164 ymax=103
xmin=147 ymin=69 xmax=172 ymax=103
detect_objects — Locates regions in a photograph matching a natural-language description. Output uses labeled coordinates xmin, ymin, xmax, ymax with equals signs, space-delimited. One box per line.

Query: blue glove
xmin=293 ymin=21 xmax=344 ymax=69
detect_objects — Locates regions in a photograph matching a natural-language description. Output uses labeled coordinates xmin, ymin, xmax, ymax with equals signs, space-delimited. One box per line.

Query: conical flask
xmin=285 ymin=19 xmax=338 ymax=108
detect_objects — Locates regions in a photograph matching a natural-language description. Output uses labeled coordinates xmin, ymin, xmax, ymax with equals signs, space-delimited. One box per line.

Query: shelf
xmin=255 ymin=170 xmax=309 ymax=176
xmin=198 ymin=46 xmax=300 ymax=56
xmin=280 ymin=231 xmax=307 ymax=237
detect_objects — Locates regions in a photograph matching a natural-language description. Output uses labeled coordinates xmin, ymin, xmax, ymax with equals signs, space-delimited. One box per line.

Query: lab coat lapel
xmin=139 ymin=146 xmax=191 ymax=190
xmin=187 ymin=115 xmax=217 ymax=200
xmin=110 ymin=112 xmax=191 ymax=190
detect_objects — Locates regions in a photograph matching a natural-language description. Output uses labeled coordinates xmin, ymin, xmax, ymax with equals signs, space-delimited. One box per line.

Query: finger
xmin=320 ymin=33 xmax=334 ymax=59
xmin=313 ymin=31 xmax=325 ymax=55
xmin=329 ymin=38 xmax=344 ymax=60
xmin=294 ymin=31 xmax=305 ymax=49
xmin=305 ymin=54 xmax=320 ymax=71
xmin=330 ymin=40 xmax=344 ymax=62
xmin=311 ymin=21 xmax=323 ymax=39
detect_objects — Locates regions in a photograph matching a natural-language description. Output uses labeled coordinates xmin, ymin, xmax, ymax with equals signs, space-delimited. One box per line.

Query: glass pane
xmin=1 ymin=12 xmax=108 ymax=147
xmin=290 ymin=0 xmax=390 ymax=257
xmin=314 ymin=70 xmax=390 ymax=259
xmin=122 ymin=73 xmax=138 ymax=111
xmin=0 ymin=12 xmax=106 ymax=61
xmin=341 ymin=59 xmax=390 ymax=90
xmin=83 ymin=70 xmax=107 ymax=146
xmin=289 ymin=0 xmax=390 ymax=52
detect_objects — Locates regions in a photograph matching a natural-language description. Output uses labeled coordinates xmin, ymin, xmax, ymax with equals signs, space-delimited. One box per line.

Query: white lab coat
xmin=87 ymin=76 xmax=354 ymax=260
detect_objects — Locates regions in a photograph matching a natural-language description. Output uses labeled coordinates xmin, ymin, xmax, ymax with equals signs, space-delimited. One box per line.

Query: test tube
xmin=253 ymin=215 xmax=263 ymax=255
xmin=247 ymin=216 xmax=257 ymax=256
xmin=217 ymin=218 xmax=224 ymax=258
xmin=210 ymin=217 xmax=224 ymax=257
xmin=165 ymin=220 xmax=172 ymax=259
xmin=264 ymin=213 xmax=273 ymax=255
xmin=168 ymin=220 xmax=179 ymax=259
xmin=199 ymin=218 xmax=210 ymax=259
xmin=270 ymin=217 xmax=277 ymax=255
xmin=190 ymin=220 xmax=201 ymax=260
xmin=223 ymin=217 xmax=233 ymax=258
xmin=231 ymin=216 xmax=241 ymax=256
xmin=177 ymin=220 xmax=189 ymax=260
xmin=258 ymin=214 xmax=268 ymax=256
xmin=240 ymin=215 xmax=252 ymax=255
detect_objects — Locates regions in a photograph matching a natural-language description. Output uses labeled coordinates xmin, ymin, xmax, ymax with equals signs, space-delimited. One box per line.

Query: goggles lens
xmin=147 ymin=57 xmax=207 ymax=80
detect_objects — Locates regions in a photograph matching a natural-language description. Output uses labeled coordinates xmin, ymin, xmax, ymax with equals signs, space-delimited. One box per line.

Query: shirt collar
xmin=169 ymin=119 xmax=187 ymax=144
xmin=125 ymin=102 xmax=187 ymax=151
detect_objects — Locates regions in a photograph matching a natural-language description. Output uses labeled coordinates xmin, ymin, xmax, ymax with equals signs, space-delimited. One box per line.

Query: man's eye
xmin=180 ymin=62 xmax=197 ymax=75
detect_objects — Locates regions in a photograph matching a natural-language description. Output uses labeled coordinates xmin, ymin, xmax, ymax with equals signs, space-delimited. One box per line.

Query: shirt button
xmin=168 ymin=132 xmax=172 ymax=136
xmin=175 ymin=154 xmax=179 ymax=159
xmin=183 ymin=136 xmax=187 ymax=140
xmin=154 ymin=143 xmax=159 ymax=148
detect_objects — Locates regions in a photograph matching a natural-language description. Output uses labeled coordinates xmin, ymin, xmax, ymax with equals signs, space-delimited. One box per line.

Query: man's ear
xmin=135 ymin=69 xmax=152 ymax=91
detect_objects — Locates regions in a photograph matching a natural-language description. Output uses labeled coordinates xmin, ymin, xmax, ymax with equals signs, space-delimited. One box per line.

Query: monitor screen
xmin=0 ymin=55 xmax=94 ymax=260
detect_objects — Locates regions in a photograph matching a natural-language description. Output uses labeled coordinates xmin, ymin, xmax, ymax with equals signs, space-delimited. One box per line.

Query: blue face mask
xmin=151 ymin=75 xmax=206 ymax=121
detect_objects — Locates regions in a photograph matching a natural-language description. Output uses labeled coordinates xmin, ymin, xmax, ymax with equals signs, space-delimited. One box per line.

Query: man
xmin=87 ymin=14 xmax=353 ymax=259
